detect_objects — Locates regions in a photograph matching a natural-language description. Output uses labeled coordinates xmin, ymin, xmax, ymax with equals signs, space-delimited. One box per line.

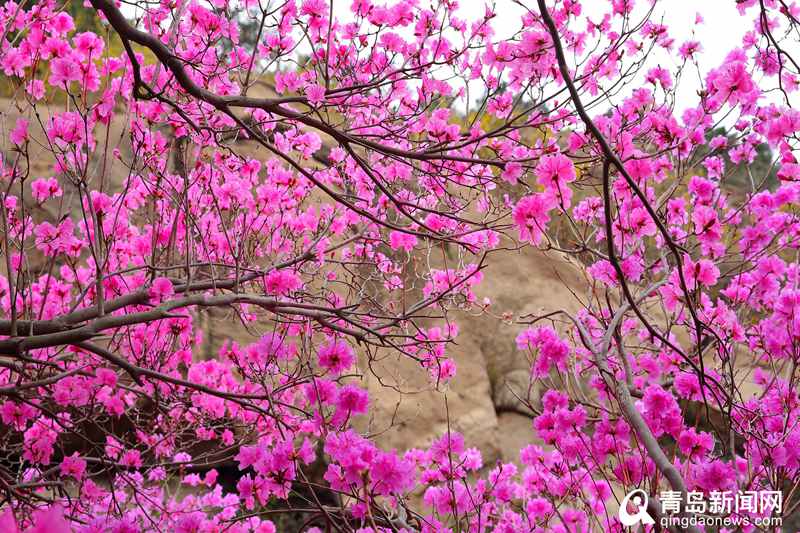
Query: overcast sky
xmin=456 ymin=0 xmax=754 ymax=111
xmin=122 ymin=0 xmax=763 ymax=111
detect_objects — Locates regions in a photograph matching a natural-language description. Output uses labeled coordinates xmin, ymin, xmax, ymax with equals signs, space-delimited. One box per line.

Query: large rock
xmin=357 ymin=247 xmax=587 ymax=461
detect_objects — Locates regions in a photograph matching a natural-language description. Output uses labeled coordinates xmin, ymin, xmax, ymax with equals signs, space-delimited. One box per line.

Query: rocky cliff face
xmin=354 ymin=246 xmax=588 ymax=464
xmin=195 ymin=242 xmax=586 ymax=464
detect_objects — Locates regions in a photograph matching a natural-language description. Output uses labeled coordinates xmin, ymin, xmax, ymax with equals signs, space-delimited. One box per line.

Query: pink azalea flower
xmin=50 ymin=12 xmax=75 ymax=34
xmin=301 ymin=0 xmax=328 ymax=18
xmin=536 ymin=154 xmax=576 ymax=187
xmin=679 ymin=40 xmax=702 ymax=59
xmin=61 ymin=453 xmax=87 ymax=480
xmin=335 ymin=384 xmax=369 ymax=415
xmin=693 ymin=459 xmax=736 ymax=491
xmin=678 ymin=428 xmax=714 ymax=458
xmin=370 ymin=451 xmax=414 ymax=495
xmin=710 ymin=58 xmax=756 ymax=105
xmin=1 ymin=47 xmax=28 ymax=77
xmin=512 ymin=193 xmax=555 ymax=245
xmin=28 ymin=505 xmax=70 ymax=533
xmin=388 ymin=230 xmax=418 ymax=252
xmin=264 ymin=269 xmax=302 ymax=296
xmin=149 ymin=277 xmax=174 ymax=302
xmin=49 ymin=56 xmax=82 ymax=87
xmin=516 ymin=326 xmax=571 ymax=377
xmin=9 ymin=119 xmax=28 ymax=145
xmin=318 ymin=339 xmax=355 ymax=376
xmin=305 ymin=84 xmax=326 ymax=105
xmin=120 ymin=449 xmax=142 ymax=468
xmin=0 ymin=509 xmax=19 ymax=533
xmin=26 ymin=79 xmax=45 ymax=100
xmin=30 ymin=177 xmax=62 ymax=202
xmin=501 ymin=161 xmax=523 ymax=184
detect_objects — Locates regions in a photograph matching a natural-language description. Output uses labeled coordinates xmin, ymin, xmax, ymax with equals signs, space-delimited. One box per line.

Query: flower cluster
xmin=0 ymin=0 xmax=799 ymax=531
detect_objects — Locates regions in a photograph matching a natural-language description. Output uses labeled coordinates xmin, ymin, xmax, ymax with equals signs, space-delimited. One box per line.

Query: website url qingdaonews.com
xmin=618 ymin=489 xmax=785 ymax=530
xmin=661 ymin=515 xmax=783 ymax=529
